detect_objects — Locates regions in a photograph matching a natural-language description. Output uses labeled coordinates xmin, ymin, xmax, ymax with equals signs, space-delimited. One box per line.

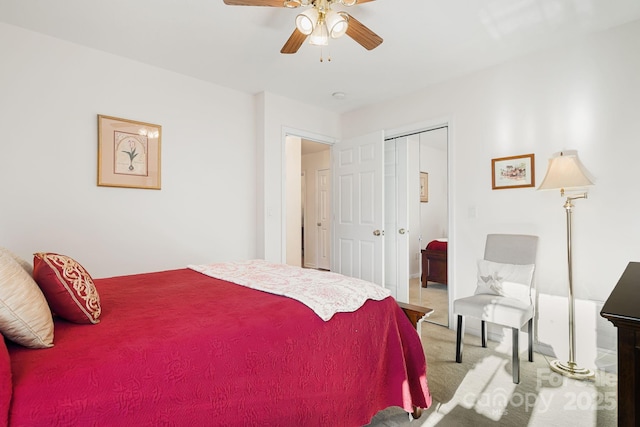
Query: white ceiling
xmin=2 ymin=0 xmax=640 ymax=113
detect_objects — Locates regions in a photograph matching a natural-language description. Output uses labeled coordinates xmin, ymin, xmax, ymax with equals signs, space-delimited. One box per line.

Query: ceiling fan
xmin=222 ymin=0 xmax=383 ymax=54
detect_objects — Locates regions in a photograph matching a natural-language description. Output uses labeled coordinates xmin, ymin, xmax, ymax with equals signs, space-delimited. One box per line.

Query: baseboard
xmin=453 ymin=323 xmax=619 ymax=374
xmin=594 ymin=347 xmax=618 ymax=374
xmin=533 ymin=341 xmax=556 ymax=358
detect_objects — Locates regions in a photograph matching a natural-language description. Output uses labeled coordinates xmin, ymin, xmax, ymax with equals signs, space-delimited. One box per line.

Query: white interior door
xmin=317 ymin=168 xmax=331 ymax=270
xmin=333 ymin=131 xmax=385 ymax=286
xmin=395 ymin=137 xmax=410 ymax=302
xmin=384 ymin=137 xmax=410 ymax=301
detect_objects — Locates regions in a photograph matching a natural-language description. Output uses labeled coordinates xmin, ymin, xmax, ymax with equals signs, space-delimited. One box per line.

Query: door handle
xmin=317 ymin=223 xmax=321 ymax=226
xmin=398 ymin=228 xmax=406 ymax=234
xmin=373 ymin=229 xmax=381 ymax=236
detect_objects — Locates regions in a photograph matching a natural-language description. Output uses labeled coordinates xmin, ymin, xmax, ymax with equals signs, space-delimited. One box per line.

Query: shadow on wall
xmin=536 ymin=294 xmax=616 ymax=374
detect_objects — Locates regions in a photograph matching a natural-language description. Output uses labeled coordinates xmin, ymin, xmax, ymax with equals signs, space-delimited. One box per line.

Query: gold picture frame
xmin=491 ymin=153 xmax=535 ymax=190
xmin=420 ymin=172 xmax=429 ymax=202
xmin=97 ymin=115 xmax=161 ymax=189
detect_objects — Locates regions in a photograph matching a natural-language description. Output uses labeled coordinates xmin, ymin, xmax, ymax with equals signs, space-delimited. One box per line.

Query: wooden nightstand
xmin=397 ymin=302 xmax=434 ymax=338
xmin=601 ymin=262 xmax=640 ymax=426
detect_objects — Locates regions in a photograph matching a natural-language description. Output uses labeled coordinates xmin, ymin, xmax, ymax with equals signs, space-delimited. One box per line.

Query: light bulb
xmin=309 ymin=21 xmax=329 ymax=46
xmin=325 ymin=10 xmax=348 ymax=38
xmin=295 ymin=8 xmax=319 ymax=35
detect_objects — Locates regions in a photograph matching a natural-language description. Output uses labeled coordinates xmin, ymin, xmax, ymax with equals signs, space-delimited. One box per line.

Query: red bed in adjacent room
xmin=1 ymin=257 xmax=431 ymax=427
xmin=421 ymin=238 xmax=448 ymax=287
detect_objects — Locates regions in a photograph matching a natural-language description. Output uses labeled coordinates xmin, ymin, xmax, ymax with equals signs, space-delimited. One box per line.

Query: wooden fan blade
xmin=223 ymin=0 xmax=286 ymax=6
xmin=345 ymin=14 xmax=382 ymax=50
xmin=281 ymin=28 xmax=307 ymax=54
xmin=354 ymin=0 xmax=376 ymax=3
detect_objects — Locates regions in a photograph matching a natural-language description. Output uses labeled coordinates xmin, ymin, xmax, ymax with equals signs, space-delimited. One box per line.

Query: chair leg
xmin=456 ymin=315 xmax=464 ymax=363
xmin=512 ymin=327 xmax=520 ymax=384
xmin=528 ymin=318 xmax=534 ymax=362
xmin=481 ymin=321 xmax=487 ymax=348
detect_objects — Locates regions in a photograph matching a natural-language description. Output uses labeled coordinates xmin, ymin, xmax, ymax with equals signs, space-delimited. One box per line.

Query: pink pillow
xmin=33 ymin=253 xmax=101 ymax=324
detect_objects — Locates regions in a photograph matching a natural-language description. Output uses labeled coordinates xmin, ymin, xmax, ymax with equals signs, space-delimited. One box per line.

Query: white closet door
xmin=385 ymin=137 xmax=410 ymax=301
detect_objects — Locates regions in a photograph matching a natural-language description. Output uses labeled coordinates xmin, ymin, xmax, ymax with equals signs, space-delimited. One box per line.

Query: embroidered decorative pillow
xmin=0 ymin=251 xmax=54 ymax=348
xmin=474 ymin=259 xmax=535 ymax=303
xmin=33 ymin=253 xmax=101 ymax=324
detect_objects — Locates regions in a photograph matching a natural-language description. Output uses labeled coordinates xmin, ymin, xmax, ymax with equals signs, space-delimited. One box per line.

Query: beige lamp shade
xmin=538 ymin=151 xmax=594 ymax=191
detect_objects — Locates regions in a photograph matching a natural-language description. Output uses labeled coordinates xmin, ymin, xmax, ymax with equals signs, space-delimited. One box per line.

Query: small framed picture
xmin=97 ymin=115 xmax=161 ymax=189
xmin=420 ymin=172 xmax=429 ymax=202
xmin=491 ymin=153 xmax=535 ymax=190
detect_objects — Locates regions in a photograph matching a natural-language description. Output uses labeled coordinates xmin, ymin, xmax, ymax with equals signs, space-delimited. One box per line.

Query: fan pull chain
xmin=319 ymin=47 xmax=332 ymax=63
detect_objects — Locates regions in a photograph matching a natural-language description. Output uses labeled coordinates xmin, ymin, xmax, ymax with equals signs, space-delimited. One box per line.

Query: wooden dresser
xmin=601 ymin=262 xmax=640 ymax=427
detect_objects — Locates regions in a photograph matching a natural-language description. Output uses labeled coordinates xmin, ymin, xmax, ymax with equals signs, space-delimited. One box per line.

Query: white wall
xmin=0 ymin=23 xmax=257 ymax=278
xmin=0 ymin=23 xmax=342 ymax=279
xmin=340 ymin=20 xmax=640 ymax=369
xmin=285 ymin=136 xmax=302 ymax=267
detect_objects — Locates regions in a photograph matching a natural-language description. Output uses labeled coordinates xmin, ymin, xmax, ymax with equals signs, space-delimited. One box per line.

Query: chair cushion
xmin=454 ymin=294 xmax=533 ymax=329
xmin=474 ymin=259 xmax=534 ymax=303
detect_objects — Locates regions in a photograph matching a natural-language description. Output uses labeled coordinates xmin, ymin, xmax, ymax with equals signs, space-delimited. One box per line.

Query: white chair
xmin=453 ymin=234 xmax=538 ymax=384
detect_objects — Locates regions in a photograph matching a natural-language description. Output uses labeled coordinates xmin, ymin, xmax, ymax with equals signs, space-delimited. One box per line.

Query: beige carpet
xmin=366 ymin=322 xmax=617 ymax=427
xmin=409 ymin=279 xmax=448 ymax=327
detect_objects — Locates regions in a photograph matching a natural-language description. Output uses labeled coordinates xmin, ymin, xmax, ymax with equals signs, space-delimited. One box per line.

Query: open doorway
xmin=285 ymin=136 xmax=332 ymax=270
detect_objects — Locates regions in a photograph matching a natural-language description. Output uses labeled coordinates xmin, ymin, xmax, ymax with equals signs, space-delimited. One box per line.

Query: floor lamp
xmin=538 ymin=151 xmax=595 ymax=380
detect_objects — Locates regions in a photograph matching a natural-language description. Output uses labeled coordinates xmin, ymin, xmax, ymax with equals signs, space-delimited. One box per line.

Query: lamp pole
xmin=549 ymin=192 xmax=595 ymax=380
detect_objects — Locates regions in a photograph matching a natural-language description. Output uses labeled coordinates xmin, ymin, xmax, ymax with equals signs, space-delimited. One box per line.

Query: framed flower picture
xmin=491 ymin=153 xmax=535 ymax=190
xmin=97 ymin=115 xmax=161 ymax=189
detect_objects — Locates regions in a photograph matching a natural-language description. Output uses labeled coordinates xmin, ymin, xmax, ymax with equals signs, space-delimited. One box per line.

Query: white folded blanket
xmin=188 ymin=259 xmax=390 ymax=321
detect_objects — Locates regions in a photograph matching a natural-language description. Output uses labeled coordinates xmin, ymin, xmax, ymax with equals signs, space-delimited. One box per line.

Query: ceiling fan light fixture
xmin=309 ymin=21 xmax=329 ymax=46
xmin=325 ymin=10 xmax=348 ymax=38
xmin=340 ymin=0 xmax=357 ymax=6
xmin=283 ymin=0 xmax=301 ymax=7
xmin=295 ymin=8 xmax=319 ymax=35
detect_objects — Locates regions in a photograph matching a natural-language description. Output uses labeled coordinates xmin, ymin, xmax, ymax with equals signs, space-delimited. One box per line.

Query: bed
xmin=421 ymin=238 xmax=448 ymax=287
xmin=0 ymin=254 xmax=431 ymax=427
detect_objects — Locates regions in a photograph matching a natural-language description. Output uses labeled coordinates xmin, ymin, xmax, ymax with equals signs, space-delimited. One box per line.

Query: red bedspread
xmin=5 ymin=268 xmax=430 ymax=426
xmin=426 ymin=240 xmax=447 ymax=251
